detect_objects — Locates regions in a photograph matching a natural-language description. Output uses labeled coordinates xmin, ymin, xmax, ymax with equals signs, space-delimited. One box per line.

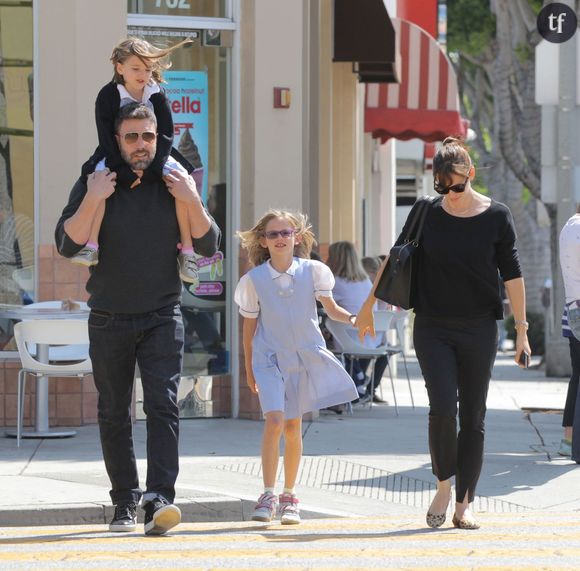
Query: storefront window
xmin=0 ymin=1 xmax=34 ymax=349
xmin=128 ymin=0 xmax=227 ymax=19
xmin=128 ymin=29 xmax=230 ymax=418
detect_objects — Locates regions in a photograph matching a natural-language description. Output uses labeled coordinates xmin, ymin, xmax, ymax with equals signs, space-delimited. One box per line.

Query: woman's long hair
xmin=326 ymin=241 xmax=367 ymax=282
xmin=237 ymin=209 xmax=316 ymax=267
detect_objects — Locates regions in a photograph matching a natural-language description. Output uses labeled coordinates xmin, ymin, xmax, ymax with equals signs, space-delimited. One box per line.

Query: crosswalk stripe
xmin=1 ymin=547 xmax=580 ymax=562
xmin=1 ymin=514 xmax=579 ymax=536
xmin=2 ymin=530 xmax=580 ymax=546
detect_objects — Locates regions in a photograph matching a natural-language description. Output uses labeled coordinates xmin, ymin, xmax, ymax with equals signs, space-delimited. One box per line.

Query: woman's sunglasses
xmin=434 ymin=176 xmax=469 ymax=195
xmin=262 ymin=229 xmax=295 ymax=240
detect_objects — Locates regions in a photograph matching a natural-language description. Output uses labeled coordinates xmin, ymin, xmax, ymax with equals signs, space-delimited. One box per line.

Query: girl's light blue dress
xmin=241 ymin=257 xmax=358 ymax=419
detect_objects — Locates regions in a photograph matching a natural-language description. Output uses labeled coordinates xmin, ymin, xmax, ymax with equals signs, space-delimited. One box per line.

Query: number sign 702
xmin=155 ymin=0 xmax=191 ymax=9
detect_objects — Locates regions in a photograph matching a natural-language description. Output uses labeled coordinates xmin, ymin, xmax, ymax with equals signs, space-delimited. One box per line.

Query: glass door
xmin=128 ymin=28 xmax=232 ymax=418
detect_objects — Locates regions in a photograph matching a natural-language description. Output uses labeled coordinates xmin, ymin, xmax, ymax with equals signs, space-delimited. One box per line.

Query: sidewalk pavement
xmin=1 ymin=353 xmax=579 ymax=527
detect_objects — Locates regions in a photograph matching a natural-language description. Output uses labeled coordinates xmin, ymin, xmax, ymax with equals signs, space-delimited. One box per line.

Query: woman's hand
xmin=514 ymin=330 xmax=532 ymax=368
xmin=356 ymin=300 xmax=375 ymax=342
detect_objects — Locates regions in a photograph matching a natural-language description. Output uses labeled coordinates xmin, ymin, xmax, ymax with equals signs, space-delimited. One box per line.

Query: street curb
xmin=0 ymin=497 xmax=340 ymax=527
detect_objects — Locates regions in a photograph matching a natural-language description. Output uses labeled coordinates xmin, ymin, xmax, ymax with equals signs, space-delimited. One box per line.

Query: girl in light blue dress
xmin=235 ymin=209 xmax=358 ymax=525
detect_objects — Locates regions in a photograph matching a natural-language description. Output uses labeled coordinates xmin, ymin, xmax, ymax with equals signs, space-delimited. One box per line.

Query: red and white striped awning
xmin=365 ymin=18 xmax=468 ymax=143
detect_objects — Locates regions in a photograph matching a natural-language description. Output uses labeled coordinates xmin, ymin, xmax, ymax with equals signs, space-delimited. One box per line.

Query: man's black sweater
xmin=395 ymin=197 xmax=522 ymax=320
xmin=55 ymin=170 xmax=220 ymax=314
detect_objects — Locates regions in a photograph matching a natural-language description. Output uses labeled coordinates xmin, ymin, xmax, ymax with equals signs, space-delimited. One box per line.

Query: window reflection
xmin=0 ymin=2 xmax=34 ymax=350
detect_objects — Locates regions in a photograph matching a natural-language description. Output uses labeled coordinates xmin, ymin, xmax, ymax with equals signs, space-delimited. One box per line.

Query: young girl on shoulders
xmin=72 ymin=37 xmax=199 ymax=286
xmin=234 ymin=209 xmax=358 ymax=524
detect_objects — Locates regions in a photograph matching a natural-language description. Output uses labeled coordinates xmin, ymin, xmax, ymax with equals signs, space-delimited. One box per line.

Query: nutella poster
xmin=164 ymin=70 xmax=208 ymax=203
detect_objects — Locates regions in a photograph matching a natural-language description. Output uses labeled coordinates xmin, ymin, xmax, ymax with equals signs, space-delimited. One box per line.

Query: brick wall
xmin=0 ymin=358 xmax=98 ymax=428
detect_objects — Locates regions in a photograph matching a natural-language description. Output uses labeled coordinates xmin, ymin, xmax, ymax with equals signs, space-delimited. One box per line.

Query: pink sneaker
xmin=278 ymin=493 xmax=301 ymax=525
xmin=251 ymin=492 xmax=278 ymax=522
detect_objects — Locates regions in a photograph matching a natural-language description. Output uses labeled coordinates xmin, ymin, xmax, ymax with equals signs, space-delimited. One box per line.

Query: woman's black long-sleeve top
xmin=394 ymin=197 xmax=522 ymax=320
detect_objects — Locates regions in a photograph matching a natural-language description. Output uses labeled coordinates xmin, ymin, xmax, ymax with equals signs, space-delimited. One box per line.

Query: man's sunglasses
xmin=434 ymin=176 xmax=469 ymax=195
xmin=262 ymin=229 xmax=295 ymax=240
xmin=121 ymin=131 xmax=157 ymax=144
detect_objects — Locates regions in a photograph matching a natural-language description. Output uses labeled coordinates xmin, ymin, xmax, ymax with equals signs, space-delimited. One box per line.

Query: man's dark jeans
xmin=88 ymin=303 xmax=184 ymax=505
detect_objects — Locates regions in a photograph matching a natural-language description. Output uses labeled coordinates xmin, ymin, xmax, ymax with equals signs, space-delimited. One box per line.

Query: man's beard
xmin=121 ymin=147 xmax=154 ymax=170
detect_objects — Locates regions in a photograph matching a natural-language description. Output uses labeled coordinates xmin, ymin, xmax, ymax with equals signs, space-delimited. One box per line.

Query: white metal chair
xmin=326 ymin=310 xmax=401 ymax=414
xmin=14 ymin=319 xmax=92 ymax=447
xmin=21 ymin=301 xmax=90 ymax=362
xmin=384 ymin=310 xmax=415 ymax=409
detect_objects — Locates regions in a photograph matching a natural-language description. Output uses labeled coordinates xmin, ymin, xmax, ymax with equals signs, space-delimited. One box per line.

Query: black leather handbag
xmin=374 ymin=198 xmax=432 ymax=309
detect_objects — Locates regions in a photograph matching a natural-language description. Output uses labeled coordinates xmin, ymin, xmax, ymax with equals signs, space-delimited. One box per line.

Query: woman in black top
xmin=356 ymin=138 xmax=531 ymax=530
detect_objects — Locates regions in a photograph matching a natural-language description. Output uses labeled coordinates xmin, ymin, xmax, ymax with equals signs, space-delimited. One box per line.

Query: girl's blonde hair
xmin=237 ymin=209 xmax=316 ymax=267
xmin=111 ymin=37 xmax=193 ymax=85
xmin=433 ymin=136 xmax=473 ymax=187
xmin=326 ymin=241 xmax=368 ymax=282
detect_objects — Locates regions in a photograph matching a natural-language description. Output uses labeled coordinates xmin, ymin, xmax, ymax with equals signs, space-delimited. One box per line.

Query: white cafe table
xmin=0 ymin=304 xmax=89 ymax=439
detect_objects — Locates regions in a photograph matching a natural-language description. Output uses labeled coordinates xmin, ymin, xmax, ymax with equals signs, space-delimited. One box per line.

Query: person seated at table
xmin=326 ymin=242 xmax=388 ymax=404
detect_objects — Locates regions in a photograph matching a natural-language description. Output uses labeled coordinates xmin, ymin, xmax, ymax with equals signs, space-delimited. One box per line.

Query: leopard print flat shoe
xmin=426 ymin=512 xmax=447 ymax=528
xmin=452 ymin=514 xmax=480 ymax=530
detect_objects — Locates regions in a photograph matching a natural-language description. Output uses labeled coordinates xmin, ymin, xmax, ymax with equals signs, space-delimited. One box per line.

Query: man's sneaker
xmin=278 ymin=493 xmax=301 ymax=525
xmin=251 ymin=492 xmax=278 ymax=522
xmin=558 ymin=439 xmax=572 ymax=457
xmin=143 ymin=497 xmax=181 ymax=536
xmin=109 ymin=502 xmax=137 ymax=532
xmin=71 ymin=247 xmax=98 ymax=266
xmin=178 ymin=252 xmax=199 ymax=286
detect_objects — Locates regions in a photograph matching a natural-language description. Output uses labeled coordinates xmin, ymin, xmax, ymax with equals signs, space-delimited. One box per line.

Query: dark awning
xmin=333 ymin=0 xmax=398 ymax=84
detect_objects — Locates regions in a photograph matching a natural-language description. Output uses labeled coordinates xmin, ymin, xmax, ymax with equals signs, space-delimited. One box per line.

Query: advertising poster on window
xmin=164 ymin=70 xmax=208 ymax=203
xmin=165 ymin=70 xmax=224 ymax=302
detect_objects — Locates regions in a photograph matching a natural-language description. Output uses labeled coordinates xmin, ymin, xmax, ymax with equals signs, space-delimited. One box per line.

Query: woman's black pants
xmin=564 ymin=336 xmax=580 ymax=427
xmin=413 ymin=313 xmax=498 ymax=504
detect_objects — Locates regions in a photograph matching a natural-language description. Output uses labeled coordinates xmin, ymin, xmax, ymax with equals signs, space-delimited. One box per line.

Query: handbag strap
xmin=404 ymin=197 xmax=433 ymax=243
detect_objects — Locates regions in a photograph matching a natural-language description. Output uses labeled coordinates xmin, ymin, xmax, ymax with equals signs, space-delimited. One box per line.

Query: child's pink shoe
xmin=251 ymin=492 xmax=278 ymax=522
xmin=278 ymin=493 xmax=301 ymax=525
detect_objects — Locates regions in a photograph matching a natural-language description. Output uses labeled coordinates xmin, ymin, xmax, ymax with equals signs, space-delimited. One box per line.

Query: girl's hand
xmin=356 ymin=301 xmax=375 ymax=342
xmin=514 ymin=330 xmax=532 ymax=368
xmin=246 ymin=371 xmax=258 ymax=394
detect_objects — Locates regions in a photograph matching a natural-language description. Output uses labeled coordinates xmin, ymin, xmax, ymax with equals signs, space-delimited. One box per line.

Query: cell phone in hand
xmin=518 ymin=351 xmax=530 ymax=368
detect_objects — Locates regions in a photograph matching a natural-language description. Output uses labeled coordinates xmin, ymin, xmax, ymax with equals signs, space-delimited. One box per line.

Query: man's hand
xmin=87 ymin=169 xmax=117 ymax=201
xmin=163 ymin=170 xmax=200 ymax=204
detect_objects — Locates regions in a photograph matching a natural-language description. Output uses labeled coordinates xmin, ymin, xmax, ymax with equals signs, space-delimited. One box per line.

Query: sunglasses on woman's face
xmin=262 ymin=229 xmax=295 ymax=240
xmin=434 ymin=176 xmax=469 ymax=195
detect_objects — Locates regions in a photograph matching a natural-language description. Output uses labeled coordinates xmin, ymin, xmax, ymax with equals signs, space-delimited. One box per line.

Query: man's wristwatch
xmin=348 ymin=314 xmax=357 ymax=326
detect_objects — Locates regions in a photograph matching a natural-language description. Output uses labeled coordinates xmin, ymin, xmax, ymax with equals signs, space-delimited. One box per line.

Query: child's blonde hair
xmin=237 ymin=209 xmax=316 ymax=267
xmin=111 ymin=36 xmax=193 ymax=85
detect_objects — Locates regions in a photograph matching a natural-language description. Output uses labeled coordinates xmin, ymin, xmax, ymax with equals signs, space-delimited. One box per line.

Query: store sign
xmin=164 ymin=70 xmax=209 ymax=203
